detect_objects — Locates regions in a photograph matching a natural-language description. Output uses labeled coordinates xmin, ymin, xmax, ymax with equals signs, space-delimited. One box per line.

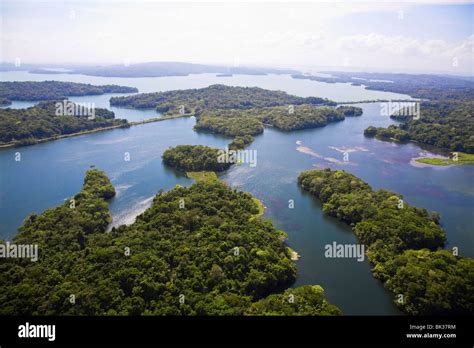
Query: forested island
xmin=0 ymin=101 xmax=128 ymax=147
xmin=0 ymin=169 xmax=340 ymax=315
xmin=0 ymin=81 xmax=138 ymax=102
xmin=109 ymin=84 xmax=336 ymax=114
xmin=162 ymin=145 xmax=232 ymax=172
xmin=298 ymin=168 xmax=473 ymax=315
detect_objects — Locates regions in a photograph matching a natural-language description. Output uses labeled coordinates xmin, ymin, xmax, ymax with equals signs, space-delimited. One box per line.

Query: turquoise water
xmin=0 ymin=72 xmax=471 ymax=315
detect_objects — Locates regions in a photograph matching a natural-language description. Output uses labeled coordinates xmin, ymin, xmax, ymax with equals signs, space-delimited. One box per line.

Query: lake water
xmin=0 ymin=71 xmax=414 ymax=122
xmin=0 ymin=71 xmax=472 ymax=315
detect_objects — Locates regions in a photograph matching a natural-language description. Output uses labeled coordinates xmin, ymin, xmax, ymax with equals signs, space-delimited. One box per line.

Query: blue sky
xmin=1 ymin=1 xmax=473 ymax=74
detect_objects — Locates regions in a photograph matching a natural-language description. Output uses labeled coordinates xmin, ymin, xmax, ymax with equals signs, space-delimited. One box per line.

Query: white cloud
xmin=338 ymin=33 xmax=473 ymax=60
xmin=1 ymin=1 xmax=472 ymax=73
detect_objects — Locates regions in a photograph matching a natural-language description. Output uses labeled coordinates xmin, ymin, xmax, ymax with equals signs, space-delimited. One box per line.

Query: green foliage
xmin=195 ymin=114 xmax=264 ymax=136
xmin=0 ymin=170 xmax=341 ymax=315
xmin=0 ymin=81 xmax=137 ymax=102
xmin=110 ymin=84 xmax=335 ymax=114
xmin=246 ymin=285 xmax=341 ymax=316
xmin=193 ymin=104 xmax=363 ymax=137
xmin=0 ymin=101 xmax=128 ymax=146
xmin=336 ymin=105 xmax=364 ymax=116
xmin=229 ymin=135 xmax=254 ymax=150
xmin=373 ymin=249 xmax=474 ymax=315
xmin=186 ymin=171 xmax=219 ymax=184
xmin=365 ymin=100 xmax=474 ymax=153
xmin=82 ymin=168 xmax=116 ymax=199
xmin=364 ymin=125 xmax=410 ymax=142
xmin=258 ymin=105 xmax=349 ymax=131
xmin=298 ymin=169 xmax=445 ymax=255
xmin=162 ymin=145 xmax=232 ymax=172
xmin=297 ymin=168 xmax=473 ymax=315
xmin=416 ymin=152 xmax=474 ymax=166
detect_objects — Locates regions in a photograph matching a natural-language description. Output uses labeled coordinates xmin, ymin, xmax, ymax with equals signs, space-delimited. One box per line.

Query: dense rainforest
xmin=109 ymin=84 xmax=336 ymax=114
xmin=0 ymin=101 xmax=128 ymax=146
xmin=0 ymin=169 xmax=340 ymax=315
xmin=364 ymin=100 xmax=474 ymax=153
xmin=194 ymin=105 xmax=362 ymax=136
xmin=298 ymin=168 xmax=473 ymax=315
xmin=247 ymin=285 xmax=341 ymax=315
xmin=0 ymin=81 xmax=138 ymax=102
xmin=162 ymin=145 xmax=232 ymax=172
xmin=194 ymin=112 xmax=265 ymax=137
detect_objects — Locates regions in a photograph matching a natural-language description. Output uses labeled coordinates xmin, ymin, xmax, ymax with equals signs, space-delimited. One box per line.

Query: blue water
xmin=0 ymin=72 xmax=471 ymax=315
xmin=0 ymin=71 xmax=414 ymax=122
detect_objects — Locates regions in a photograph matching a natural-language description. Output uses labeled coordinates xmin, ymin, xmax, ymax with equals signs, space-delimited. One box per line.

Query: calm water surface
xmin=0 ymin=72 xmax=471 ymax=315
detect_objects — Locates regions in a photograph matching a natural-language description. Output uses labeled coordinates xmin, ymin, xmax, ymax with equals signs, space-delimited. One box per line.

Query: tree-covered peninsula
xmin=0 ymin=81 xmax=138 ymax=102
xmin=229 ymin=135 xmax=254 ymax=150
xmin=298 ymin=168 xmax=473 ymax=315
xmin=109 ymin=84 xmax=336 ymax=114
xmin=194 ymin=105 xmax=362 ymax=135
xmin=190 ymin=104 xmax=363 ymax=151
xmin=364 ymin=100 xmax=474 ymax=154
xmin=0 ymin=101 xmax=129 ymax=146
xmin=0 ymin=169 xmax=340 ymax=316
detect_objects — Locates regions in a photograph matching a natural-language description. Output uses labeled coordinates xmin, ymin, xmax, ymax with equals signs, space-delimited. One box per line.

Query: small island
xmin=162 ymin=145 xmax=232 ymax=172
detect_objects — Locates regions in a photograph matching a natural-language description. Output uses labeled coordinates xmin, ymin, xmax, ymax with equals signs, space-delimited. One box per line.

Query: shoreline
xmin=412 ymin=153 xmax=474 ymax=167
xmin=369 ymin=135 xmax=473 ymax=167
xmin=0 ymin=113 xmax=194 ymax=149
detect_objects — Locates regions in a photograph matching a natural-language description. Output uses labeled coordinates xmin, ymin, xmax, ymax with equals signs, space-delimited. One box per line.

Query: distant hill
xmin=294 ymin=71 xmax=474 ymax=100
xmin=27 ymin=62 xmax=298 ymax=78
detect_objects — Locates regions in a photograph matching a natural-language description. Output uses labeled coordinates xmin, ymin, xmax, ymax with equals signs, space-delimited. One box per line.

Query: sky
xmin=1 ymin=0 xmax=473 ymax=74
